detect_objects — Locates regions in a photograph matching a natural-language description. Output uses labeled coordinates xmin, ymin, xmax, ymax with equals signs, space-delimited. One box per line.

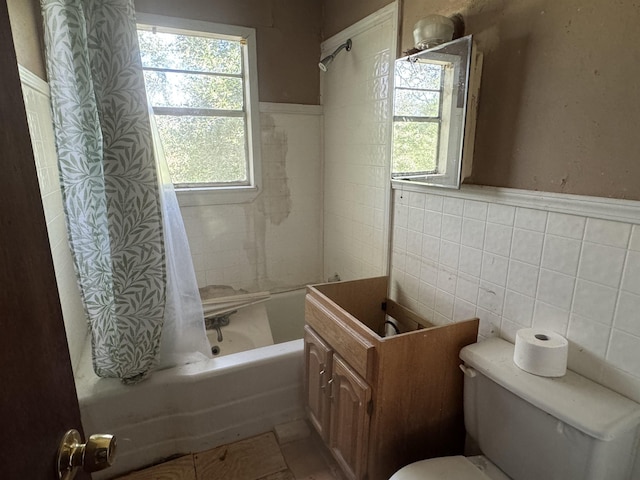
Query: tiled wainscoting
xmin=390 ymin=186 xmax=640 ymax=403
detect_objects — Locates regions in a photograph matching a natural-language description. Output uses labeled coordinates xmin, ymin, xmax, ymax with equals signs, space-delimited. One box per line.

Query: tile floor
xmin=115 ymin=421 xmax=345 ymax=480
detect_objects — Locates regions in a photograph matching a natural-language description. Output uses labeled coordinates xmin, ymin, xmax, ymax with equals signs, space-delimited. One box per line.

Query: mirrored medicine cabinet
xmin=391 ymin=35 xmax=482 ymax=189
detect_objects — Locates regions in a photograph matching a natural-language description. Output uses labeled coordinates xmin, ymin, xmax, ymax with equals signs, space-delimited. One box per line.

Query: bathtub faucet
xmin=205 ymin=311 xmax=235 ymax=342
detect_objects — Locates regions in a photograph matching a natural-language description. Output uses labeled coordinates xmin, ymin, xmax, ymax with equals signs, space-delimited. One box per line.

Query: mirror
xmin=391 ymin=35 xmax=482 ymax=189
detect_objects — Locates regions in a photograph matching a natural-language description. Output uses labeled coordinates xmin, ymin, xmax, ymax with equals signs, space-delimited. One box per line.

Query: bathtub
xmin=76 ymin=289 xmax=306 ymax=479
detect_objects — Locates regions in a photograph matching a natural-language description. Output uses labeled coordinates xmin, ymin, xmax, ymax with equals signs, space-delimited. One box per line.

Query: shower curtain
xmin=41 ymin=0 xmax=210 ymax=383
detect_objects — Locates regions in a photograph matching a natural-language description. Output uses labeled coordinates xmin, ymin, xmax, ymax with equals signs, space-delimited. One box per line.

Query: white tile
xmin=572 ymin=279 xmax=618 ymax=325
xmin=481 ymin=252 xmax=509 ymax=287
xmin=437 ymin=267 xmax=457 ymax=294
xmin=476 ymin=307 xmax=501 ymax=337
xmin=507 ymin=260 xmax=539 ymax=297
xmin=405 ymin=253 xmax=422 ymax=279
xmin=629 ymin=225 xmax=640 ymax=252
xmin=503 ymin=290 xmax=534 ymax=327
xmin=454 ymin=298 xmax=477 ymax=322
xmin=408 ymin=191 xmax=426 ymax=209
xmin=532 ymin=300 xmax=570 ymax=334
xmin=406 ymin=230 xmax=422 ymax=256
xmin=463 ymin=200 xmax=488 ymax=220
xmin=484 ymin=223 xmax=513 ymax=257
xmin=435 ymin=289 xmax=455 ymax=319
xmin=392 ymin=226 xmax=407 ymax=251
xmin=515 ymin=207 xmax=547 ymax=232
xmin=407 ymin=207 xmax=424 ymax=232
xmin=546 ymin=212 xmax=586 ymax=240
xmin=584 ymin=218 xmax=631 ymax=248
xmin=511 ymin=228 xmax=544 ymax=266
xmin=456 ymin=274 xmax=479 ymax=304
xmin=578 ymin=242 xmax=626 ymax=288
xmin=534 ymin=267 xmax=573 ymax=311
xmin=541 ymin=234 xmax=582 ymax=276
xmin=421 ymin=235 xmax=440 ymax=263
xmin=440 ymin=240 xmax=460 ymax=269
xmin=441 ymin=214 xmax=462 ymax=242
xmin=500 ymin=318 xmax=522 ymax=343
xmin=423 ymin=210 xmax=442 ymax=237
xmin=403 ymin=272 xmax=420 ymax=301
xmin=394 ymin=201 xmax=408 ymax=228
xmin=487 ymin=204 xmax=515 ymax=226
xmin=567 ymin=314 xmax=611 ymax=357
xmin=424 ymin=194 xmax=444 ymax=212
xmin=443 ymin=196 xmax=464 ymax=216
xmin=420 ymin=260 xmax=439 ymax=286
xmin=607 ymin=330 xmax=640 ymax=377
xmin=461 ymin=218 xmax=486 ymax=249
xmin=459 ymin=246 xmax=482 ymax=278
xmin=418 ymin=281 xmax=436 ymax=309
xmin=391 ymin=250 xmax=406 ymax=272
xmin=478 ymin=281 xmax=505 ymax=315
xmin=621 ymin=250 xmax=640 ymax=295
xmin=614 ymin=291 xmax=640 ymax=337
xmin=432 ymin=311 xmax=451 ymax=325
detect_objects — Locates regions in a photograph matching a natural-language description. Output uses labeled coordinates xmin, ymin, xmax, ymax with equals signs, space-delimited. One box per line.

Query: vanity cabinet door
xmin=304 ymin=325 xmax=333 ymax=441
xmin=328 ymin=354 xmax=372 ymax=480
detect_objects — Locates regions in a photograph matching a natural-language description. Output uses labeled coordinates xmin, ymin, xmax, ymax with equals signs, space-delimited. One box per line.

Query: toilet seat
xmin=389 ymin=456 xmax=493 ymax=480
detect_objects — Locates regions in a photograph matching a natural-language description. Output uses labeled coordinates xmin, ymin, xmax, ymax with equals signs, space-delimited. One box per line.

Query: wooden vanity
xmin=304 ymin=276 xmax=478 ymax=480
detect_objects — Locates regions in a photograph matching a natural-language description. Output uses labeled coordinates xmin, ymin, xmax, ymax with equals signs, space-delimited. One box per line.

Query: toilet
xmin=391 ymin=337 xmax=640 ymax=480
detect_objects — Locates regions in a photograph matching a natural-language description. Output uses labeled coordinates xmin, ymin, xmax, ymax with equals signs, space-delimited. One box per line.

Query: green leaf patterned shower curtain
xmin=41 ymin=0 xmax=166 ymax=383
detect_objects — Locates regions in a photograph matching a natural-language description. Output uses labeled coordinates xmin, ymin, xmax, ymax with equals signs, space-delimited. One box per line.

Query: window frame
xmin=136 ymin=13 xmax=262 ymax=206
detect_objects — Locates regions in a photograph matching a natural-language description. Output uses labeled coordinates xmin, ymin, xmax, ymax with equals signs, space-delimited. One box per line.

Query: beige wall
xmin=135 ymin=0 xmax=322 ymax=105
xmin=321 ymin=0 xmax=392 ymax=40
xmin=7 ymin=0 xmax=45 ymax=79
xmin=403 ymin=0 xmax=640 ymax=200
xmin=324 ymin=0 xmax=640 ymax=201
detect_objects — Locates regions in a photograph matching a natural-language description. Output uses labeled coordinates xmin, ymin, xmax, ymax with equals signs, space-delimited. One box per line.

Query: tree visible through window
xmin=137 ymin=25 xmax=253 ymax=187
xmin=392 ymin=60 xmax=444 ymax=176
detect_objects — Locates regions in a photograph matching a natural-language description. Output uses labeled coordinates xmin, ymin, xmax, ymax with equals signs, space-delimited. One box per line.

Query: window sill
xmin=175 ymin=185 xmax=260 ymax=207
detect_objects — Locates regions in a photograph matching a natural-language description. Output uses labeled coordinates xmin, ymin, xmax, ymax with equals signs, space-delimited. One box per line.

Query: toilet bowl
xmin=390 ymin=455 xmax=510 ymax=480
xmin=390 ymin=338 xmax=640 ymax=480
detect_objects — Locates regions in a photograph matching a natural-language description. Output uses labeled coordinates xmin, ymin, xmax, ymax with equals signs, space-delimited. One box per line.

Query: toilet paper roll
xmin=513 ymin=328 xmax=568 ymax=377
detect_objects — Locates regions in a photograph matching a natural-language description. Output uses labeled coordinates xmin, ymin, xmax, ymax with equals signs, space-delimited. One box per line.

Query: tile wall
xmin=321 ymin=4 xmax=397 ymax=282
xmin=390 ymin=187 xmax=640 ymax=403
xmin=21 ymin=68 xmax=88 ymax=374
xmin=184 ymin=104 xmax=323 ymax=293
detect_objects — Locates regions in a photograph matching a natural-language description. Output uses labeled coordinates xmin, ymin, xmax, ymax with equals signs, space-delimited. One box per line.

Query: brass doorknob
xmin=57 ymin=429 xmax=117 ymax=480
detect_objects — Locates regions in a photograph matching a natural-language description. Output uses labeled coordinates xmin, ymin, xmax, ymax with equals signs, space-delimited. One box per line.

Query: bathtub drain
xmin=211 ymin=345 xmax=221 ymax=356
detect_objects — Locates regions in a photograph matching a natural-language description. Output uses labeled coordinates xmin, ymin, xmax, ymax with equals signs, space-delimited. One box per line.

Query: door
xmin=0 ymin=2 xmax=89 ymax=478
xmin=303 ymin=326 xmax=333 ymax=440
xmin=328 ymin=355 xmax=372 ymax=480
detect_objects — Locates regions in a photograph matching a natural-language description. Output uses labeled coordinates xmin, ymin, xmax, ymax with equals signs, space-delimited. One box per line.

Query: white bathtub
xmin=76 ymin=289 xmax=306 ymax=479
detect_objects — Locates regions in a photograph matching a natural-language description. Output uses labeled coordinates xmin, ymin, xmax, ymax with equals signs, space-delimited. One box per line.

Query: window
xmin=136 ymin=14 xmax=261 ymax=204
xmin=392 ymin=60 xmax=444 ymax=177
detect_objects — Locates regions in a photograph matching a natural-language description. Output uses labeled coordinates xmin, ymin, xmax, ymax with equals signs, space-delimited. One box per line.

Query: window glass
xmin=138 ymin=24 xmax=255 ymax=188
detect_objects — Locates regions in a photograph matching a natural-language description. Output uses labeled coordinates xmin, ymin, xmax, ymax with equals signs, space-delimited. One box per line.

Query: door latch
xmin=57 ymin=429 xmax=116 ymax=480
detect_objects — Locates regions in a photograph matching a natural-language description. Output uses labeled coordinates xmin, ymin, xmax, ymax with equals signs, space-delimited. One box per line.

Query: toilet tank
xmin=460 ymin=338 xmax=640 ymax=480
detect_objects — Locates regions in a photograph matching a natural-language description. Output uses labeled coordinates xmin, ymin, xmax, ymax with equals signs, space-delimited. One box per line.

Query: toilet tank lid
xmin=460 ymin=338 xmax=640 ymax=441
